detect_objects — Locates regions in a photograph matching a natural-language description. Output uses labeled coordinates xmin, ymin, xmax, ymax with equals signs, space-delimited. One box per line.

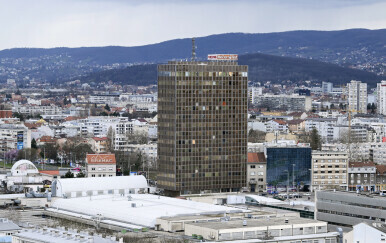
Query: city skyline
xmin=0 ymin=0 xmax=385 ymax=50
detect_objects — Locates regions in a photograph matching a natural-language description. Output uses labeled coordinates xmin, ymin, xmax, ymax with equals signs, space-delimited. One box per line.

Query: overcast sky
xmin=0 ymin=0 xmax=385 ymax=50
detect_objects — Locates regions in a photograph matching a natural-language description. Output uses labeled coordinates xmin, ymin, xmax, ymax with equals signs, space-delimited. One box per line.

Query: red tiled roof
xmin=86 ymin=154 xmax=116 ymax=164
xmin=93 ymin=137 xmax=108 ymax=141
xmin=349 ymin=161 xmax=376 ymax=168
xmin=64 ymin=116 xmax=81 ymax=121
xmin=39 ymin=136 xmax=56 ymax=143
xmin=248 ymin=152 xmax=266 ymax=163
xmin=273 ymin=119 xmax=287 ymax=125
xmin=376 ymin=165 xmax=386 ymax=175
xmin=287 ymin=119 xmax=304 ymax=125
xmin=39 ymin=170 xmax=60 ymax=176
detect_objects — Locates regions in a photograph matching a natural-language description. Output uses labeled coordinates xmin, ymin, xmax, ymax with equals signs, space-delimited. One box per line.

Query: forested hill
xmin=79 ymin=53 xmax=384 ymax=87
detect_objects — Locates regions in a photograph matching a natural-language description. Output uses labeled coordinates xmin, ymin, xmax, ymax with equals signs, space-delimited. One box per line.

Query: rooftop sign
xmin=208 ymin=54 xmax=238 ymax=61
xmin=87 ymin=154 xmax=116 ymax=164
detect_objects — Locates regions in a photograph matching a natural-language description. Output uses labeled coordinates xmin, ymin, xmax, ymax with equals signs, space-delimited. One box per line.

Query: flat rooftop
xmin=50 ymin=194 xmax=244 ymax=228
xmin=317 ymin=190 xmax=386 ymax=199
xmin=187 ymin=216 xmax=324 ymax=230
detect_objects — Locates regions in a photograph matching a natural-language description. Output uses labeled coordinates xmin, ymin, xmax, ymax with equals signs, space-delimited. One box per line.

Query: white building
xmin=248 ymin=86 xmax=263 ymax=103
xmin=348 ymin=80 xmax=367 ymax=114
xmin=377 ymin=80 xmax=386 ymax=115
xmin=344 ymin=222 xmax=386 ymax=243
xmin=86 ymin=154 xmax=116 ymax=178
xmin=254 ymin=94 xmax=312 ymax=111
xmin=0 ymin=124 xmax=31 ymax=152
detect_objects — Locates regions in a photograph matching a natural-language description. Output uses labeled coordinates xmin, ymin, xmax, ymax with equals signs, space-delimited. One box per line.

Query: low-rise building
xmin=247 ymin=152 xmax=266 ymax=193
xmin=86 ymin=154 xmax=116 ymax=178
xmin=316 ymin=190 xmax=386 ymax=226
xmin=344 ymin=222 xmax=386 ymax=243
xmin=311 ymin=151 xmax=348 ymax=191
xmin=348 ymin=161 xmax=376 ymax=192
xmin=254 ymin=94 xmax=312 ymax=111
xmin=184 ymin=217 xmax=338 ymax=242
xmin=91 ymin=137 xmax=108 ymax=153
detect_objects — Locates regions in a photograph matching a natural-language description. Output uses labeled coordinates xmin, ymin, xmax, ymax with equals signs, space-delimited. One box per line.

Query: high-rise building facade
xmin=157 ymin=59 xmax=248 ymax=195
xmin=377 ymin=80 xmax=386 ymax=115
xmin=266 ymin=145 xmax=312 ymax=191
xmin=348 ymin=80 xmax=367 ymax=114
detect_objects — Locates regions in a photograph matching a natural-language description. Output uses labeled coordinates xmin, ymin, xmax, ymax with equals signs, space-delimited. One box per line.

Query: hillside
xmin=80 ymin=53 xmax=384 ymax=87
xmin=1 ymin=29 xmax=384 ymax=65
xmin=1 ymin=29 xmax=385 ymax=84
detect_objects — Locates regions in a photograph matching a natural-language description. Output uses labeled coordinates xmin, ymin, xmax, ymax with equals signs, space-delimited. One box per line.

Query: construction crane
xmin=347 ymin=109 xmax=360 ymax=162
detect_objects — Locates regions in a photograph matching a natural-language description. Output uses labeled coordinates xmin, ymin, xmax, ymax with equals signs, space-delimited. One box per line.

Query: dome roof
xmin=11 ymin=160 xmax=39 ymax=176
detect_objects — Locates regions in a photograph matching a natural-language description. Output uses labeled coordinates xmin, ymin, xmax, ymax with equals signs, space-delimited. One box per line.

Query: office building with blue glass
xmin=266 ymin=145 xmax=312 ymax=191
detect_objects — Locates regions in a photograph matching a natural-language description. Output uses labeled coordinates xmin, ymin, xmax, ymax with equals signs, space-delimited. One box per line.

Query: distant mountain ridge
xmin=80 ymin=53 xmax=384 ymax=87
xmin=0 ymin=28 xmax=385 ymax=84
xmin=1 ymin=28 xmax=385 ymax=64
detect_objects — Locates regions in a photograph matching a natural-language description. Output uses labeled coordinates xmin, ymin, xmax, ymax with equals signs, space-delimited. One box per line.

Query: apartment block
xmin=311 ymin=151 xmax=348 ymax=191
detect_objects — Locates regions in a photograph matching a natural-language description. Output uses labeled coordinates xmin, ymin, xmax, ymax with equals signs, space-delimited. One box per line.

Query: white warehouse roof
xmin=50 ymin=194 xmax=243 ymax=228
xmin=52 ymin=176 xmax=147 ymax=197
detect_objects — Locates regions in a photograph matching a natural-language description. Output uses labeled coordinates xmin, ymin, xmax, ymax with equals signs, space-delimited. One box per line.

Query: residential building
xmin=376 ymin=165 xmax=386 ymax=192
xmin=247 ymin=152 xmax=266 ymax=192
xmin=0 ymin=124 xmax=31 ymax=154
xmin=266 ymin=144 xmax=312 ymax=191
xmin=89 ymin=94 xmax=119 ymax=104
xmin=315 ymin=190 xmax=386 ymax=226
xmin=322 ymin=81 xmax=333 ymax=94
xmin=248 ymin=86 xmax=263 ymax=103
xmin=348 ymin=80 xmax=367 ymax=114
xmin=86 ymin=154 xmax=116 ymax=178
xmin=157 ymin=58 xmax=248 ymax=195
xmin=305 ymin=118 xmax=338 ymax=143
xmin=287 ymin=119 xmax=305 ymax=133
xmin=377 ymin=80 xmax=386 ymax=115
xmin=348 ymin=161 xmax=376 ymax=191
xmin=254 ymin=94 xmax=312 ymax=111
xmin=266 ymin=119 xmax=288 ymax=133
xmin=311 ymin=151 xmax=348 ymax=191
xmin=91 ymin=137 xmax=108 ymax=153
xmin=344 ymin=222 xmax=386 ymax=243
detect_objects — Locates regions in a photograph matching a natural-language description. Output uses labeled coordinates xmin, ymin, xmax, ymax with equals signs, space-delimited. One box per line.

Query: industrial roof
xmin=54 ymin=175 xmax=147 ymax=196
xmin=50 ymin=194 xmax=243 ymax=228
xmin=187 ymin=216 xmax=324 ymax=230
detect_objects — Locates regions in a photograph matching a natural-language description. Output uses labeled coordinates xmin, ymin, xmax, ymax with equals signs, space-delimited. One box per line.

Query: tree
xmin=76 ymin=171 xmax=86 ymax=178
xmin=73 ymin=144 xmax=94 ymax=162
xmin=371 ymin=103 xmax=376 ymax=114
xmin=17 ymin=148 xmax=38 ymax=161
xmin=13 ymin=112 xmax=25 ymax=121
xmin=31 ymin=138 xmax=37 ymax=149
xmin=248 ymin=129 xmax=266 ymax=143
xmin=126 ymin=131 xmax=148 ymax=144
xmin=104 ymin=104 xmax=110 ymax=111
xmin=106 ymin=126 xmax=115 ymax=152
xmin=310 ymin=128 xmax=321 ymax=150
xmin=64 ymin=170 xmax=74 ymax=178
xmin=39 ymin=143 xmax=58 ymax=160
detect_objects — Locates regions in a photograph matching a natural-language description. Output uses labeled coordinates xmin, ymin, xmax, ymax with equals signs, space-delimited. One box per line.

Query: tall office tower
xmin=348 ymin=80 xmax=367 ymax=114
xmin=157 ymin=55 xmax=248 ymax=195
xmin=377 ymin=80 xmax=386 ymax=115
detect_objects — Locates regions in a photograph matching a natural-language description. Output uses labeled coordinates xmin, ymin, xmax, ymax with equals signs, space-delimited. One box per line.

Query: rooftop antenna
xmin=191 ymin=38 xmax=196 ymax=61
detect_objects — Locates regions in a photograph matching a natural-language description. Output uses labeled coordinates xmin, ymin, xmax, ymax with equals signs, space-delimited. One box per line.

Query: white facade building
xmin=377 ymin=80 xmax=386 ymax=115
xmin=348 ymin=80 xmax=367 ymax=114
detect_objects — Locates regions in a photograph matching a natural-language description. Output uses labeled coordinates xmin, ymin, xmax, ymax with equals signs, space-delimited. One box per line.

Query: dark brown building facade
xmin=157 ymin=60 xmax=248 ymax=194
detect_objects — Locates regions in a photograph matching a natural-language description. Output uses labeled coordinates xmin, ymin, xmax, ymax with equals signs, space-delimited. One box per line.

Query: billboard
xmin=208 ymin=54 xmax=238 ymax=61
xmin=17 ymin=131 xmax=23 ymax=150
